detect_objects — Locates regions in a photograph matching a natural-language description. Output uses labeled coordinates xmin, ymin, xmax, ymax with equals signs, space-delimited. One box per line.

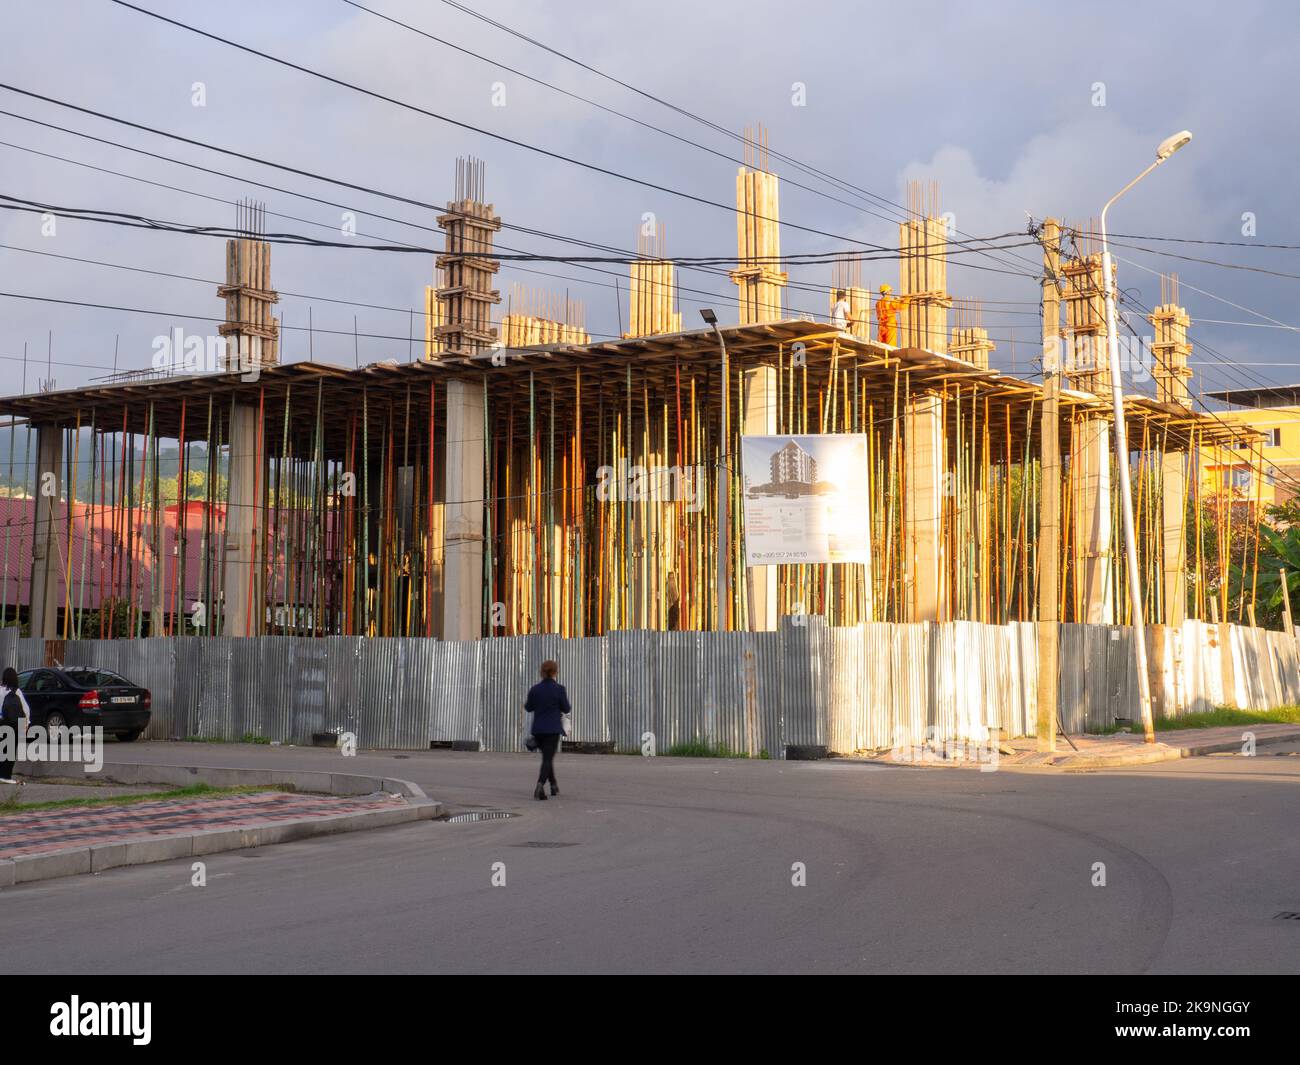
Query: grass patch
xmin=181 ymin=733 xmax=273 ymax=745
xmin=1154 ymin=706 xmax=1300 ymax=732
xmin=0 ymin=782 xmax=284 ymax=816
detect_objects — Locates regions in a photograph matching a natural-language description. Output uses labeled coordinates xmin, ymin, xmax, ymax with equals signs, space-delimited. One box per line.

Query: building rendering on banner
xmin=770 ymin=440 xmax=817 ymax=487
xmin=0 ymin=138 xmax=1261 ymax=642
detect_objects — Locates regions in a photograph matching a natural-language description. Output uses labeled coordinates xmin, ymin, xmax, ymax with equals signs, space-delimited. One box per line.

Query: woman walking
xmin=524 ymin=659 xmax=570 ymax=800
xmin=1 ymin=667 xmax=29 ymax=785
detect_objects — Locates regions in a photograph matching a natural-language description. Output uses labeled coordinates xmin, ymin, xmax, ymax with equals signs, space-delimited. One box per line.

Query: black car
xmin=17 ymin=667 xmax=152 ymax=742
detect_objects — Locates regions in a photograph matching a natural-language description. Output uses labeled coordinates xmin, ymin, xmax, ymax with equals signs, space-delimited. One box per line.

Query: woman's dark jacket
xmin=525 ymin=678 xmax=571 ymax=736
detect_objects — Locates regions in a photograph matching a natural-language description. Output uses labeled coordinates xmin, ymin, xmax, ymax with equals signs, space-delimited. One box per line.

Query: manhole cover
xmin=446 ymin=810 xmax=518 ymax=823
xmin=511 ymin=841 xmax=579 ymax=848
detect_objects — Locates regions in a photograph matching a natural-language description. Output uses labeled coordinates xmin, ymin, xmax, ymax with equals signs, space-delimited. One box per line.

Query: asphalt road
xmin=3 ymin=739 xmax=1298 ymax=974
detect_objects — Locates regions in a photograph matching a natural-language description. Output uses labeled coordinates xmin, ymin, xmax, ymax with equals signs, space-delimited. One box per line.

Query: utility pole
xmin=1037 ymin=219 xmax=1062 ymax=752
xmin=701 ymin=309 xmax=730 ymax=631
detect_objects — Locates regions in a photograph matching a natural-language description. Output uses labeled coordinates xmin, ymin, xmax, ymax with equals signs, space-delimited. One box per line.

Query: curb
xmin=1041 ymin=727 xmax=1300 ymax=768
xmin=1177 ymin=727 xmax=1300 ymax=758
xmin=0 ymin=761 xmax=440 ymax=889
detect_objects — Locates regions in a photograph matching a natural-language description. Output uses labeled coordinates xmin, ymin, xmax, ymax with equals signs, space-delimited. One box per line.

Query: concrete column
xmin=443 ymin=379 xmax=485 ymax=641
xmin=222 ymin=403 xmax=262 ymax=637
xmin=1070 ymin=416 xmax=1114 ymax=623
xmin=904 ymin=393 xmax=945 ymax=622
xmin=28 ymin=423 xmax=63 ymax=640
xmin=1161 ymin=451 xmax=1188 ymax=626
xmin=742 ymin=366 xmax=778 ymax=630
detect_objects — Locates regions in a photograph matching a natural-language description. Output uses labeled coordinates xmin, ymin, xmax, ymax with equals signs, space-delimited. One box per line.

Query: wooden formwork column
xmin=625 ymin=258 xmax=681 ymax=337
xmin=898 ymin=189 xmax=952 ymax=354
xmin=950 ymin=326 xmax=996 ymax=369
xmin=1070 ymin=416 xmax=1114 ymax=624
xmin=1150 ymin=277 xmax=1193 ymax=627
xmin=28 ymin=423 xmax=63 ymax=640
xmin=222 ymin=403 xmax=263 ymax=636
xmin=904 ymin=392 xmax=946 ymax=622
xmin=1161 ymin=451 xmax=1189 ymax=626
xmin=443 ymin=379 xmax=485 ymax=641
xmin=742 ymin=366 xmax=778 ymax=630
xmin=216 ymin=204 xmax=280 ymax=372
xmin=434 ymin=159 xmax=502 ymax=359
xmin=729 ymin=131 xmax=788 ymax=325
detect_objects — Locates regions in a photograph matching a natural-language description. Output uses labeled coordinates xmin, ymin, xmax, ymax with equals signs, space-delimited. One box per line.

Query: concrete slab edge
xmin=2 ymin=762 xmax=441 ymax=888
xmin=1 ymin=798 xmax=439 ymax=887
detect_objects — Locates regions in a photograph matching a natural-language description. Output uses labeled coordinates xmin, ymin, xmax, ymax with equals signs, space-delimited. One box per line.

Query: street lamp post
xmin=701 ymin=309 xmax=730 ymax=631
xmin=1099 ymin=130 xmax=1192 ymax=743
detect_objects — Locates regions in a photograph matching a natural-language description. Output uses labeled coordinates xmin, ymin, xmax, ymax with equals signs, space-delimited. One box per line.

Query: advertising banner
xmin=739 ymin=434 xmax=870 ymax=565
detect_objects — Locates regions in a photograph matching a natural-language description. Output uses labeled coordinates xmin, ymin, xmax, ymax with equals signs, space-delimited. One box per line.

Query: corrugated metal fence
xmin=0 ymin=617 xmax=1295 ymax=755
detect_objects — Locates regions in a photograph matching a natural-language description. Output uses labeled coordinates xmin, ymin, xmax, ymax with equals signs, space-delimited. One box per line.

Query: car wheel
xmin=45 ymin=711 xmax=67 ymax=730
xmin=117 ymin=730 xmax=141 ymax=743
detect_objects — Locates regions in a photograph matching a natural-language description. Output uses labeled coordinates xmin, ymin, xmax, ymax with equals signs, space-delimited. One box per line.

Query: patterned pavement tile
xmin=0 ymin=790 xmax=406 ymax=858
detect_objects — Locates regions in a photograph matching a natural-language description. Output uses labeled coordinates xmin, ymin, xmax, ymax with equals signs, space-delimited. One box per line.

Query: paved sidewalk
xmin=1012 ymin=722 xmax=1300 ymax=768
xmin=0 ymin=789 xmax=407 ymax=859
xmin=863 ymin=722 xmax=1300 ymax=770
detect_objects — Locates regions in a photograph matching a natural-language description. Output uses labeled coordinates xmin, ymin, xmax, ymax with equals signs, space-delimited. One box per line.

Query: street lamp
xmin=1100 ymin=129 xmax=1192 ymax=744
xmin=701 ymin=308 xmax=730 ymax=630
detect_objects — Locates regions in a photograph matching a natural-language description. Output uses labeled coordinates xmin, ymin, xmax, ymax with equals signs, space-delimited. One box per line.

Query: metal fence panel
xmin=290 ymin=637 xmax=342 ymax=742
xmin=353 ymin=639 xmax=401 ymax=749
xmin=429 ymin=639 xmax=481 ymax=745
xmin=781 ymin=616 xmax=827 ymax=748
xmin=20 ymin=615 xmax=1300 ymax=756
xmin=608 ymin=630 xmax=657 ymax=753
xmin=479 ymin=635 xmax=530 ymax=753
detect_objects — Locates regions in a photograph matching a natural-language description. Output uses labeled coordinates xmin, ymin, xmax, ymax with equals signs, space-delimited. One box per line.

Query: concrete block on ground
xmin=191 ymin=767 xmax=278 ymax=789
xmin=274 ymin=771 xmax=334 ymax=793
xmin=382 ymin=777 xmax=427 ymax=799
xmin=251 ymin=819 xmax=340 ymax=845
xmin=0 ymin=859 xmax=14 ymax=888
xmin=96 ymin=762 xmax=145 ymax=785
xmin=122 ymin=835 xmax=194 ymax=867
xmin=329 ymin=773 xmax=384 ymax=795
xmin=12 ymin=848 xmax=92 ymax=883
xmin=190 ymin=827 xmax=261 ymax=856
xmin=131 ymin=764 xmax=203 ymax=789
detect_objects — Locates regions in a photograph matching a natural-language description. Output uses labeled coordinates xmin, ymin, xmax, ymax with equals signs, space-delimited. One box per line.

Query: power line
xmin=1110 ymin=231 xmax=1300 ymax=251
xmin=1048 ymin=226 xmax=1298 ymax=495
xmin=339 ymin=0 xmax=910 ymax=233
xmin=1106 ymin=236 xmax=1300 ymax=283
xmin=430 ymin=0 xmax=1046 ymax=280
xmin=105 ymin=1 xmax=1046 ymax=283
xmin=101 ymin=2 xmax=905 ymax=253
xmin=0 ymin=97 xmax=1044 ymax=307
xmin=0 ymin=189 xmax=1038 ymax=265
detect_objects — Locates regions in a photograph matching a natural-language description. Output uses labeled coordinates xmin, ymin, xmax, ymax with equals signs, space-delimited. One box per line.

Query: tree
xmin=1233 ymin=525 xmax=1300 ymax=630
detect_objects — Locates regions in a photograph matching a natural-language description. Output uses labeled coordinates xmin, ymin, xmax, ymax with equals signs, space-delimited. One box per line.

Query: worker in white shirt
xmin=831 ymin=289 xmax=852 ymax=331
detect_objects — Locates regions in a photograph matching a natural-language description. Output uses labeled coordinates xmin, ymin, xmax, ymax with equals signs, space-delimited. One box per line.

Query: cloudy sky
xmin=2 ymin=0 xmax=1298 ymax=403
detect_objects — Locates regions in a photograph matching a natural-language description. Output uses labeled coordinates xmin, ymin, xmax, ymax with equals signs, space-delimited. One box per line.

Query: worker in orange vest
xmin=876 ymin=284 xmax=908 ymax=345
